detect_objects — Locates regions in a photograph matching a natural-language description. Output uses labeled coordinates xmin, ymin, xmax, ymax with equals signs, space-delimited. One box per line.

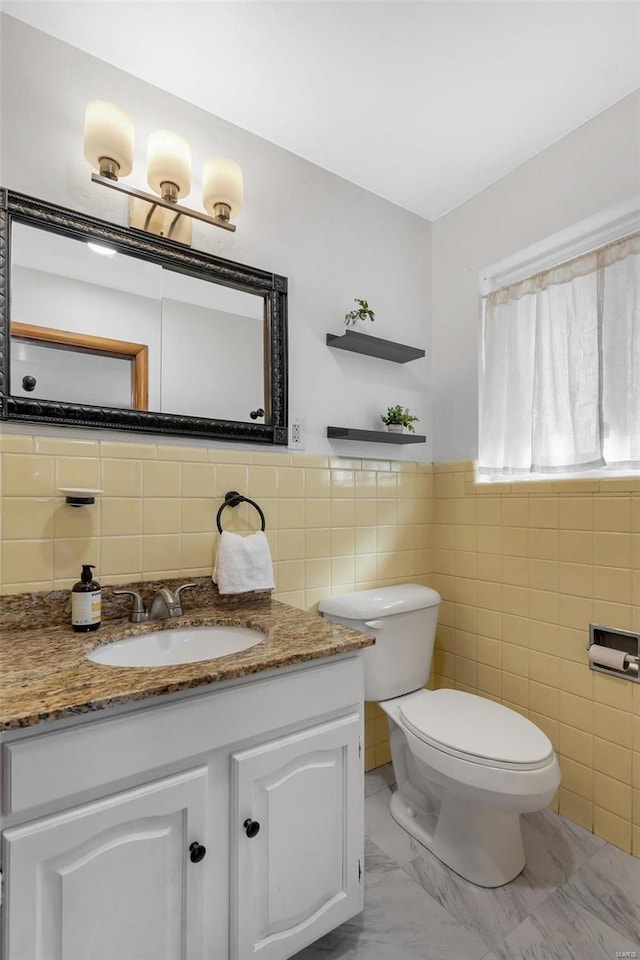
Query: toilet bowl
xmin=319 ymin=585 xmax=561 ymax=888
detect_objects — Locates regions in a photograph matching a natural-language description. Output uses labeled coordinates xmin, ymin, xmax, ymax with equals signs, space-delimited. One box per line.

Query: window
xmin=478 ymin=213 xmax=639 ymax=480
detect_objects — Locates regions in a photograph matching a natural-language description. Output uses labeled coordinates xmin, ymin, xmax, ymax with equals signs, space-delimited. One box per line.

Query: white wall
xmin=431 ymin=92 xmax=640 ymax=462
xmin=0 ymin=14 xmax=432 ymax=459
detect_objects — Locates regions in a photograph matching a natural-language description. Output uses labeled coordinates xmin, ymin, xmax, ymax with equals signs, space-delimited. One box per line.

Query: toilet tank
xmin=319 ymin=585 xmax=441 ymax=701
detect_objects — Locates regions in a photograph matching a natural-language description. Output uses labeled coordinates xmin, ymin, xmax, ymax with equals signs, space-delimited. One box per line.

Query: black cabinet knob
xmin=22 ymin=375 xmax=37 ymax=392
xmin=189 ymin=841 xmax=206 ymax=863
xmin=249 ymin=408 xmax=265 ymax=420
xmin=244 ymin=818 xmax=260 ymax=838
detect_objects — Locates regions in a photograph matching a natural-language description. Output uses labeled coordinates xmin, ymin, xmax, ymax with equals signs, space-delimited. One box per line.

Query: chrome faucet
xmin=114 ymin=583 xmax=197 ymax=623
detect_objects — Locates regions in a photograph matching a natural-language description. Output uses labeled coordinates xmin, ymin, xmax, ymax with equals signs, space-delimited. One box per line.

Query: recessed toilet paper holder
xmin=587 ymin=624 xmax=640 ymax=682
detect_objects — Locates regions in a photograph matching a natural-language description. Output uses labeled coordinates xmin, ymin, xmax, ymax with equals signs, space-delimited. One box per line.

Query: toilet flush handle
xmin=364 ymin=619 xmax=385 ymax=633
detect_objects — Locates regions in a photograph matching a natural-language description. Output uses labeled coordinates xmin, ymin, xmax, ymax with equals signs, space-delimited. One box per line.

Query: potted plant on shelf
xmin=381 ymin=405 xmax=420 ymax=434
xmin=344 ymin=298 xmax=375 ymax=329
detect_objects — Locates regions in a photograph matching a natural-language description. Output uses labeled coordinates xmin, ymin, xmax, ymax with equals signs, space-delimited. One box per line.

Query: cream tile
xmin=355 ymin=553 xmax=379 ymax=583
xmin=156 ymin=443 xmax=208 ymax=462
xmin=559 ymin=498 xmax=593 ymax=531
xmin=305 ymin=500 xmax=330 ymax=529
xmin=101 ymin=499 xmax=142 ymax=537
xmin=247 ymin=466 xmax=278 ymax=499
xmin=53 ymin=538 xmax=101 ymax=581
xmin=142 ymin=535 xmax=181 ymax=572
xmin=331 ymin=469 xmax=355 ymax=498
xmin=594 ymin=498 xmax=632 ymax=533
xmin=559 ymin=788 xmax=593 ymax=832
xmin=593 ymin=532 xmax=632 ymax=568
xmin=56 ymin=458 xmax=100 ymax=494
xmin=593 ymin=703 xmax=633 ymax=748
xmin=594 ymin=738 xmax=632 ymax=784
xmin=2 ymin=539 xmax=53 ymax=584
xmin=181 ymin=533 xmax=215 ymax=570
xmin=305 ymin=558 xmax=331 ymax=589
xmin=331 ymin=556 xmax=354 ymax=586
xmin=36 ymin=438 xmax=99 ymax=457
xmin=593 ymin=771 xmax=631 ymax=820
xmin=276 ymin=559 xmax=305 ymax=593
xmin=331 ymin=500 xmax=355 ymax=527
xmin=3 ymin=454 xmax=54 ymax=497
xmin=305 ymin=528 xmax=330 ymax=558
xmin=53 ymin=502 xmax=99 ymax=540
xmin=559 ymin=724 xmax=593 ymax=768
xmin=593 ymin=565 xmax=632 ymax=604
xmin=214 ymin=463 xmax=246 ymax=502
xmin=0 ymin=434 xmax=33 ymax=454
xmin=560 ymin=691 xmax=593 ymax=733
xmin=207 ymin=448 xmax=252 ymax=464
xmin=559 ymin=530 xmax=594 ymax=564
xmin=331 ymin=527 xmax=355 ymax=556
xmin=593 ymin=806 xmax=632 ymax=852
xmin=2 ymin=498 xmax=54 ymax=539
xmin=182 ymin=462 xmax=217 ymax=498
xmin=477 ymin=497 xmax=502 ymax=525
xmin=278 ymin=499 xmax=305 ymax=530
xmin=560 ymin=564 xmax=596 ymax=604
xmin=181 ymin=499 xmax=215 ymax=534
xmin=142 ymin=499 xmax=181 ymax=535
xmin=100 ymin=441 xmax=157 ymax=460
xmin=100 ymin=536 xmax=142 ymax=577
xmin=278 ymin=530 xmax=305 ymax=561
xmin=278 ymin=467 xmax=305 ymax=498
xmin=252 ymin=451 xmax=291 ymax=466
xmin=143 ymin=460 xmax=181 ymax=497
xmin=101 ymin=459 xmax=143 ymax=497
xmin=502 ymin=498 xmax=532 ymax=527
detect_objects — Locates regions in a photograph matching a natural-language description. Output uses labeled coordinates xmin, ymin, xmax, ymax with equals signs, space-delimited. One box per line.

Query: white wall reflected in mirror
xmin=9 ymin=222 xmax=266 ymax=422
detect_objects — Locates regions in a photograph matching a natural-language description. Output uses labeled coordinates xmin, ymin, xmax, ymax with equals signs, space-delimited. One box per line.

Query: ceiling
xmin=2 ymin=1 xmax=639 ymax=220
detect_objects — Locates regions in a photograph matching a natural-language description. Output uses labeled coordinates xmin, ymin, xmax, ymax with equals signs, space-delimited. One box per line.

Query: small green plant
xmin=344 ymin=298 xmax=375 ymax=328
xmin=381 ymin=405 xmax=420 ymax=433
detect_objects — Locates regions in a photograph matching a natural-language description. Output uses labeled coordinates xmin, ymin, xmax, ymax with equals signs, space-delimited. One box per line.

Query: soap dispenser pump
xmin=71 ymin=564 xmax=101 ymax=633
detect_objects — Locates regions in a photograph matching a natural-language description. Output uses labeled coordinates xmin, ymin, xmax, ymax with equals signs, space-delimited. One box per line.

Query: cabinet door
xmin=2 ymin=767 xmax=207 ymax=960
xmin=231 ymin=713 xmax=363 ymax=960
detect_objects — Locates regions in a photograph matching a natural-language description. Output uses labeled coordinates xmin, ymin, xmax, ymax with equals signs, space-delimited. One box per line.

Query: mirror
xmin=0 ymin=189 xmax=288 ymax=444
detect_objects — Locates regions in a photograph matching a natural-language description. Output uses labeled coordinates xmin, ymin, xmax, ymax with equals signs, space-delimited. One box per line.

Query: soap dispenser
xmin=71 ymin=564 xmax=101 ymax=633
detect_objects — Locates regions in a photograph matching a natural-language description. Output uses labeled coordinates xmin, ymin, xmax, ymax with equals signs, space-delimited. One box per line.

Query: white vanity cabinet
xmin=0 ymin=655 xmax=364 ymax=960
xmin=3 ymin=767 xmax=208 ymax=960
xmin=231 ymin=714 xmax=362 ymax=960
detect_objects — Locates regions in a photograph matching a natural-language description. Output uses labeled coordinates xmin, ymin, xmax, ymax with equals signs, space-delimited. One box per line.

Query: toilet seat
xmin=398 ymin=689 xmax=554 ymax=771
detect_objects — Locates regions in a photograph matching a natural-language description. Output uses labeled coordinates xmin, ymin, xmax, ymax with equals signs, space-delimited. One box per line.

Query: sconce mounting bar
xmin=91 ymin=173 xmax=236 ymax=233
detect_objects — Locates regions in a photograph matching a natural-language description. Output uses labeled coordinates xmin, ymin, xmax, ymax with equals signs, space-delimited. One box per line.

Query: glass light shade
xmin=83 ymin=101 xmax=134 ymax=177
xmin=147 ymin=130 xmax=191 ymax=199
xmin=203 ymin=158 xmax=243 ymax=218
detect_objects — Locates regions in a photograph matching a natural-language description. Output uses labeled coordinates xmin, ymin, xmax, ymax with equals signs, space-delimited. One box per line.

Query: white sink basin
xmin=87 ymin=625 xmax=264 ymax=667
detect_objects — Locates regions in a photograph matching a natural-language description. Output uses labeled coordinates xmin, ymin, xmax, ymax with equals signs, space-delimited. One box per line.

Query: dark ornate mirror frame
xmin=0 ymin=188 xmax=288 ymax=444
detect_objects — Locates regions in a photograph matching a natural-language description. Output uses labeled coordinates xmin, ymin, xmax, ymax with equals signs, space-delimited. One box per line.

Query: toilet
xmin=319 ymin=584 xmax=560 ymax=888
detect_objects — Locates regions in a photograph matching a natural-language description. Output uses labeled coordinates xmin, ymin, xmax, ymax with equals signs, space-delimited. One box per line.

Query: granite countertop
xmin=0 ymin=579 xmax=373 ymax=730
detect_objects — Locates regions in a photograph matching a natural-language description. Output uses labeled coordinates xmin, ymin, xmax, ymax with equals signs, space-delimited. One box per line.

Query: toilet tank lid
xmin=319 ymin=584 xmax=440 ymax=620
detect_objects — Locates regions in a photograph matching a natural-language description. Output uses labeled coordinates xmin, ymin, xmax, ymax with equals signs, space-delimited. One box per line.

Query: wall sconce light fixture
xmin=83 ymin=100 xmax=243 ymax=245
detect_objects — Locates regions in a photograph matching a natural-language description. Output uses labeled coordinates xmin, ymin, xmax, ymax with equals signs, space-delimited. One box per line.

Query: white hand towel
xmin=212 ymin=530 xmax=275 ymax=594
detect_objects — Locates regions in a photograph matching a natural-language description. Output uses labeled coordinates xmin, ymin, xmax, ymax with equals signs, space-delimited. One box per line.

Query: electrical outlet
xmin=289 ymin=417 xmax=305 ymax=450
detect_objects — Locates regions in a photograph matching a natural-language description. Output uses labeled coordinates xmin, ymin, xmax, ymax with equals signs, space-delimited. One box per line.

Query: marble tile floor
xmin=293 ymin=765 xmax=640 ymax=960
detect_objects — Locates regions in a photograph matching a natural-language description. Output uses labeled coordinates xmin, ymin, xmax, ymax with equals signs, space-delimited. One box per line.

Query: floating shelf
xmin=327 ymin=427 xmax=426 ymax=444
xmin=326 ymin=330 xmax=425 ymax=363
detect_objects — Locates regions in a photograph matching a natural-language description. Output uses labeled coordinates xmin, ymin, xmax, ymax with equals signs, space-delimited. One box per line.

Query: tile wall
xmin=2 ymin=434 xmax=638 ymax=855
xmin=426 ymin=461 xmax=639 ymax=858
xmin=0 ymin=433 xmax=433 ymax=770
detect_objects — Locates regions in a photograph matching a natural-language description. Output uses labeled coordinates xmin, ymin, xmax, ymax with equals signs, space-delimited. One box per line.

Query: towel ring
xmin=216 ymin=491 xmax=266 ymax=533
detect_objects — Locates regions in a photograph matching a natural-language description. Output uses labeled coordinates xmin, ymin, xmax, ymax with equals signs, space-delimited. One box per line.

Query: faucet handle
xmin=175 ymin=582 xmax=197 ymax=605
xmin=113 ymin=589 xmax=148 ymax=623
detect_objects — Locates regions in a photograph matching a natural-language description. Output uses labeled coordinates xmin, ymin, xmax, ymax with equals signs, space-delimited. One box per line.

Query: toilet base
xmin=389 ymin=788 xmax=525 ymax=887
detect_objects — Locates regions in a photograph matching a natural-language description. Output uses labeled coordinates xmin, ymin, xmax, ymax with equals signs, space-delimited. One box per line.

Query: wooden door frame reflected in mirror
xmin=11 ymin=322 xmax=149 ymax=410
xmin=0 ymin=188 xmax=288 ymax=444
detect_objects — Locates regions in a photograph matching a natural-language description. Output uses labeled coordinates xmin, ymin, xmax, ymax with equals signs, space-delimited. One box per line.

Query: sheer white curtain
xmin=479 ymin=233 xmax=640 ymax=478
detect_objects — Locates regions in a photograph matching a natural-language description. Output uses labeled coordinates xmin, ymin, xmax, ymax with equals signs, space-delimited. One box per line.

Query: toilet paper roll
xmin=588 ymin=644 xmax=630 ymax=671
